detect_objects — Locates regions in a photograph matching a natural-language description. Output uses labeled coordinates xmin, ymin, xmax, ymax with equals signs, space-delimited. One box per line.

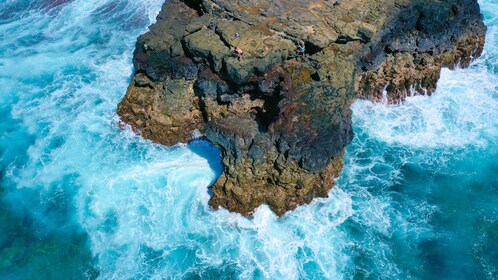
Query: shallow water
xmin=0 ymin=0 xmax=497 ymax=279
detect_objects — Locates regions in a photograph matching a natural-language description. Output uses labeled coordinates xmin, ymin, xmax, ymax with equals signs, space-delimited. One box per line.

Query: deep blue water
xmin=1 ymin=0 xmax=497 ymax=279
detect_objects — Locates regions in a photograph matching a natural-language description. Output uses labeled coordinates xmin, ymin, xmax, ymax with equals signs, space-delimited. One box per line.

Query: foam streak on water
xmin=1 ymin=0 xmax=497 ymax=279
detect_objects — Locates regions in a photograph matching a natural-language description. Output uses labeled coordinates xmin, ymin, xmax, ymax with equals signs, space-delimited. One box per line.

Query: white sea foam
xmin=2 ymin=0 xmax=498 ymax=279
xmin=353 ymin=65 xmax=498 ymax=149
xmin=352 ymin=1 xmax=498 ymax=151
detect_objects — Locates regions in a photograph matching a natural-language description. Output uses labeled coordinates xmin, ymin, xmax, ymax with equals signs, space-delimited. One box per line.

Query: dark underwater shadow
xmin=0 ymin=181 xmax=100 ymax=279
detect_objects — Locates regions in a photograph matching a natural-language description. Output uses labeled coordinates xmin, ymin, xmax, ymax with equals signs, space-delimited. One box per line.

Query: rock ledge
xmin=118 ymin=0 xmax=485 ymax=216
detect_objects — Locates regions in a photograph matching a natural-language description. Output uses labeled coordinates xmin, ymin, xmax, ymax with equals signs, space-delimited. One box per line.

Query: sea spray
xmin=0 ymin=0 xmax=497 ymax=279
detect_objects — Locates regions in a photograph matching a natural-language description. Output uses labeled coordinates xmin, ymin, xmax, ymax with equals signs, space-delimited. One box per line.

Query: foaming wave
xmin=78 ymin=145 xmax=219 ymax=278
xmin=83 ymin=159 xmax=355 ymax=279
xmin=353 ymin=1 xmax=498 ymax=150
xmin=2 ymin=0 xmax=498 ymax=278
xmin=352 ymin=65 xmax=498 ymax=148
xmin=338 ymin=5 xmax=498 ymax=277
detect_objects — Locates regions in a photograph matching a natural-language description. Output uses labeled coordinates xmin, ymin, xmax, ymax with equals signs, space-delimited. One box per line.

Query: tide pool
xmin=0 ymin=0 xmax=497 ymax=279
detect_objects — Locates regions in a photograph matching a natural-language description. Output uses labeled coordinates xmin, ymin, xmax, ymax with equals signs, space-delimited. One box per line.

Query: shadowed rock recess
xmin=118 ymin=0 xmax=485 ymax=216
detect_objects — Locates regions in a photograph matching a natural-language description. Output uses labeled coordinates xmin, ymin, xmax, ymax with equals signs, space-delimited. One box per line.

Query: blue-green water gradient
xmin=0 ymin=0 xmax=497 ymax=279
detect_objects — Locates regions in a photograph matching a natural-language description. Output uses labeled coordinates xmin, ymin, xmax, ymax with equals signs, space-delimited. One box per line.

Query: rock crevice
xmin=117 ymin=0 xmax=486 ymax=216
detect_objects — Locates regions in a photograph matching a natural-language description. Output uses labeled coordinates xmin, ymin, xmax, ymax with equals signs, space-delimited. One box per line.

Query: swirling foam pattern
xmin=0 ymin=0 xmax=497 ymax=279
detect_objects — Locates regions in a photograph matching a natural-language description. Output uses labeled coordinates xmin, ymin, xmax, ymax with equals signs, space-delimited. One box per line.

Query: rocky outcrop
xmin=117 ymin=0 xmax=486 ymax=216
xmin=356 ymin=1 xmax=486 ymax=103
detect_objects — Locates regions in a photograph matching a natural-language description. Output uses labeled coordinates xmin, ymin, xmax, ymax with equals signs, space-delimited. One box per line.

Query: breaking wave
xmin=0 ymin=0 xmax=497 ymax=279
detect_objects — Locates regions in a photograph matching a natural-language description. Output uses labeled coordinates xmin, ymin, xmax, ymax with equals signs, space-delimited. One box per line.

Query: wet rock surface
xmin=117 ymin=0 xmax=486 ymax=216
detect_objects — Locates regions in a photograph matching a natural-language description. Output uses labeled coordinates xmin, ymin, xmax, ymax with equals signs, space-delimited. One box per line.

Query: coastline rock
xmin=117 ymin=0 xmax=486 ymax=216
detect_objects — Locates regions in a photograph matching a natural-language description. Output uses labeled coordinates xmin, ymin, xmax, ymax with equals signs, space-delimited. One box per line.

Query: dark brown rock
xmin=356 ymin=1 xmax=486 ymax=103
xmin=117 ymin=0 xmax=486 ymax=216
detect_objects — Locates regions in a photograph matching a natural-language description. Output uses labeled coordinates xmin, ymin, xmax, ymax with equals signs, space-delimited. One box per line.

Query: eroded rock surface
xmin=117 ymin=0 xmax=485 ymax=216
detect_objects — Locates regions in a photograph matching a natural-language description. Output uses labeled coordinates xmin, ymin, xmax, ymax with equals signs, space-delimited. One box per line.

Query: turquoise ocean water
xmin=0 ymin=0 xmax=497 ymax=279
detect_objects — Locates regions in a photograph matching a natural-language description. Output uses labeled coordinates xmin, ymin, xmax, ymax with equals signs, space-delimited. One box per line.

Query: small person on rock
xmin=234 ymin=47 xmax=244 ymax=60
xmin=296 ymin=41 xmax=305 ymax=57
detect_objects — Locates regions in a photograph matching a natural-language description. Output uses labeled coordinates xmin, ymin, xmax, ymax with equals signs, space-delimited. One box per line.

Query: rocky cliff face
xmin=117 ymin=0 xmax=486 ymax=216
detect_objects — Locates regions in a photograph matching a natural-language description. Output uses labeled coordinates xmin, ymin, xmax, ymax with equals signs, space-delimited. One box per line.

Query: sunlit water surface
xmin=0 ymin=0 xmax=497 ymax=279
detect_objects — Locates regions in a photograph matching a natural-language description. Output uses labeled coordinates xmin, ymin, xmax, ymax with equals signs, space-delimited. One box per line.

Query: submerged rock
xmin=117 ymin=0 xmax=486 ymax=216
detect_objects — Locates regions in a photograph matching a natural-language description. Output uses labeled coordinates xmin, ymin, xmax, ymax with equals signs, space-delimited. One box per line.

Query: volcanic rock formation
xmin=118 ymin=0 xmax=486 ymax=216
